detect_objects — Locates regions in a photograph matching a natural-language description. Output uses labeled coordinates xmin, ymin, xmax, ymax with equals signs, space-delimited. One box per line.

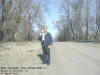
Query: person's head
xmin=43 ymin=26 xmax=48 ymax=33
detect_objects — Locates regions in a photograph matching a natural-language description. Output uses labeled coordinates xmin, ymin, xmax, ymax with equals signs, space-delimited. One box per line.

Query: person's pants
xmin=42 ymin=46 xmax=50 ymax=65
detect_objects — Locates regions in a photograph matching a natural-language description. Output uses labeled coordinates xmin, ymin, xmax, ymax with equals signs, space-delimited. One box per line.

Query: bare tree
xmin=96 ymin=0 xmax=100 ymax=40
xmin=56 ymin=0 xmax=99 ymax=41
xmin=0 ymin=0 xmax=47 ymax=42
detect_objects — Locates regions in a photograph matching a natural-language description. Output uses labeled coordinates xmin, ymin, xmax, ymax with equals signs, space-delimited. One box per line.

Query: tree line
xmin=56 ymin=0 xmax=100 ymax=41
xmin=0 ymin=0 xmax=100 ymax=42
xmin=0 ymin=0 xmax=47 ymax=42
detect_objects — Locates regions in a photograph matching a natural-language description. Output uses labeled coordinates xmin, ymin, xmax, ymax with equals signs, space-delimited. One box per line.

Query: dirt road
xmin=0 ymin=41 xmax=100 ymax=75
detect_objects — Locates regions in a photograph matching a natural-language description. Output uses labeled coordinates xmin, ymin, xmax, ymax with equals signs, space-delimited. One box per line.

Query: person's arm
xmin=48 ymin=34 xmax=53 ymax=48
xmin=38 ymin=33 xmax=42 ymax=41
xmin=49 ymin=34 xmax=53 ymax=45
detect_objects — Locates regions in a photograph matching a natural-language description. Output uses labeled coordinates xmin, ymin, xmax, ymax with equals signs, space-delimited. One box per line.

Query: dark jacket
xmin=38 ymin=32 xmax=53 ymax=47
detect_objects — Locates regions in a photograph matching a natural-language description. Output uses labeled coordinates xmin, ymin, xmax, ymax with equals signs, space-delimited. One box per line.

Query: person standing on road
xmin=38 ymin=26 xmax=53 ymax=65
